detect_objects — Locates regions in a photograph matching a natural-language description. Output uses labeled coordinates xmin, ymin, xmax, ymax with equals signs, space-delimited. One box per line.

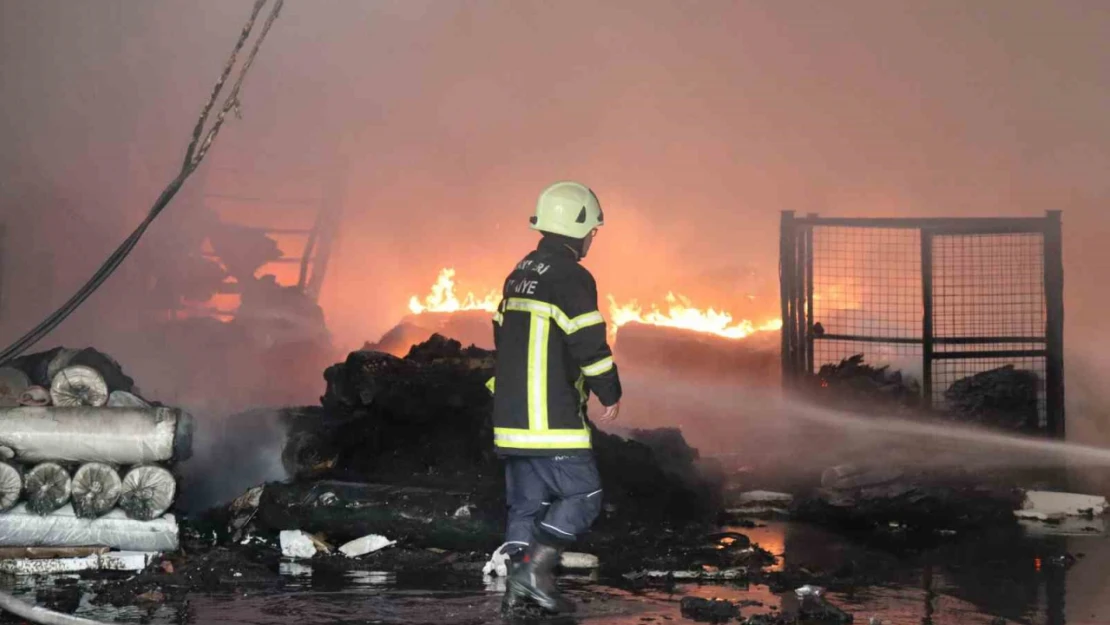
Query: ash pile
xmin=225 ymin=334 xmax=723 ymax=557
xmin=0 ymin=347 xmax=192 ymax=563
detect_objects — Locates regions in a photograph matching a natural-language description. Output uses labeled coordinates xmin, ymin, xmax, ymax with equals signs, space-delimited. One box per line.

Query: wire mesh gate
xmin=779 ymin=212 xmax=1065 ymax=437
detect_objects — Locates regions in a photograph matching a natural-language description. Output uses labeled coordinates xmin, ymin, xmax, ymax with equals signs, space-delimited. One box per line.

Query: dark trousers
xmin=504 ymin=454 xmax=603 ymax=553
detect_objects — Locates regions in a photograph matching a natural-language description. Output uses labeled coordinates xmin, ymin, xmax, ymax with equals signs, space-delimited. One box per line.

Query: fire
xmin=407 ymin=270 xmax=784 ymax=341
xmin=607 ymin=293 xmax=782 ymax=340
xmin=409 ymin=268 xmax=500 ymax=314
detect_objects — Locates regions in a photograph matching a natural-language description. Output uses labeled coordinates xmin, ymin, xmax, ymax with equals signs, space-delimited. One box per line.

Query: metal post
xmin=793 ymin=223 xmax=807 ymax=375
xmin=779 ymin=211 xmax=796 ymax=387
xmin=805 ymin=214 xmax=817 ymax=376
xmin=920 ymin=229 xmax=934 ymax=409
xmin=1043 ymin=210 xmax=1065 ymax=438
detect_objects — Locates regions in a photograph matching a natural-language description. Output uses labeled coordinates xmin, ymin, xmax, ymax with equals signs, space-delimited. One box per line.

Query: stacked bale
xmin=0 ymin=347 xmax=192 ymax=551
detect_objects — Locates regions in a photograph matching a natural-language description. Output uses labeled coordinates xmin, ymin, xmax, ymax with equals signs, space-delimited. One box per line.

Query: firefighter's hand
xmin=598 ymin=401 xmax=620 ymax=423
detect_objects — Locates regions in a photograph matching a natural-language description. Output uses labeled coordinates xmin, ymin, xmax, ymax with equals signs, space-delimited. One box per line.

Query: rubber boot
xmin=508 ymin=541 xmax=576 ymax=614
xmin=500 ymin=551 xmax=525 ymax=614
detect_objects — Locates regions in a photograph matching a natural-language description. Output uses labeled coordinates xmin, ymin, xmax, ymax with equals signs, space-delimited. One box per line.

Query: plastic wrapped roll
xmin=71 ymin=463 xmax=122 ymax=519
xmin=0 ymin=406 xmax=181 ymax=464
xmin=119 ymin=465 xmax=176 ymax=520
xmin=24 ymin=463 xmax=72 ymax=516
xmin=0 ymin=504 xmax=178 ymax=551
xmin=50 ymin=365 xmax=109 ymax=407
xmin=0 ymin=462 xmax=22 ymax=512
xmin=0 ymin=367 xmax=31 ymax=408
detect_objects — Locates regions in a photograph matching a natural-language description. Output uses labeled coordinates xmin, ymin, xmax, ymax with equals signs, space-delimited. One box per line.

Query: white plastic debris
xmin=280 ymin=530 xmax=319 ymax=559
xmin=795 ymin=584 xmax=826 ymax=599
xmin=560 ymin=552 xmax=599 ymax=569
xmin=453 ymin=505 xmax=473 ymax=519
xmin=50 ymin=365 xmax=109 ymax=407
xmin=483 ymin=543 xmax=513 ymax=577
xmin=338 ymin=534 xmax=395 ymax=557
xmin=1020 ymin=490 xmax=1108 ymax=518
xmin=0 ymin=406 xmax=181 ymax=464
xmin=0 ymin=504 xmax=178 ymax=551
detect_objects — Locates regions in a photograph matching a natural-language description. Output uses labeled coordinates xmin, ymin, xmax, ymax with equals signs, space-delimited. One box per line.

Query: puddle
xmin=3 ymin=520 xmax=1110 ymax=623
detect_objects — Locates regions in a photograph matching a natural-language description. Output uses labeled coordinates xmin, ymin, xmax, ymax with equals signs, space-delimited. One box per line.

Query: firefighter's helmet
xmin=530 ymin=181 xmax=604 ymax=239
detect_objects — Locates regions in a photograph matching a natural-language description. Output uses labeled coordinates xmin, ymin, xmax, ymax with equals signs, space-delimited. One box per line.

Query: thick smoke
xmin=2 ymin=0 xmax=1110 ymax=508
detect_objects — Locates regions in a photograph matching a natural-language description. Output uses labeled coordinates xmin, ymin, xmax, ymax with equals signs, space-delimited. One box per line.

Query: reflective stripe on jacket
xmin=488 ymin=237 xmax=622 ymax=455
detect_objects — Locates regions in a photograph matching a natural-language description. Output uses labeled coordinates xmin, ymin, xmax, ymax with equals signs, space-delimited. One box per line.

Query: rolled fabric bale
xmin=71 ymin=462 xmax=122 ymax=518
xmin=119 ymin=465 xmax=176 ymax=520
xmin=0 ymin=406 xmax=180 ymax=464
xmin=50 ymin=365 xmax=109 ymax=408
xmin=17 ymin=385 xmax=50 ymax=407
xmin=0 ymin=504 xmax=178 ymax=551
xmin=0 ymin=367 xmax=31 ymax=408
xmin=24 ymin=462 xmax=72 ymax=515
xmin=0 ymin=462 xmax=22 ymax=512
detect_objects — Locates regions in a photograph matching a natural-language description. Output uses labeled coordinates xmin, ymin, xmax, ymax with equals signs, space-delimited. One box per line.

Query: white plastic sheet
xmin=0 ymin=406 xmax=179 ymax=464
xmin=0 ymin=504 xmax=178 ymax=551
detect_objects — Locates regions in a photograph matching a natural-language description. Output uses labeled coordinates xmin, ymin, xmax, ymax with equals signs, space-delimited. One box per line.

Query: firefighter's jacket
xmin=486 ymin=238 xmax=622 ymax=455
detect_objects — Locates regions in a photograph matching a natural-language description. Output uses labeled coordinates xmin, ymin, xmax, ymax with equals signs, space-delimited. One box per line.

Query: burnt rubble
xmin=944 ymin=365 xmax=1041 ymax=433
xmin=229 ymin=334 xmax=724 ymax=558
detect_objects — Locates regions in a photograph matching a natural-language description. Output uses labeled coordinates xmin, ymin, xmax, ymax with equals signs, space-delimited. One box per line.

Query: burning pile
xmin=0 ymin=348 xmax=191 ymax=552
xmin=236 ymin=335 xmax=722 ymax=552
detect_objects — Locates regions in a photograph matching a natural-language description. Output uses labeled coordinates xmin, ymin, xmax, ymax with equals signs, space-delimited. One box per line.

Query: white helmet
xmin=530 ymin=181 xmax=604 ymax=240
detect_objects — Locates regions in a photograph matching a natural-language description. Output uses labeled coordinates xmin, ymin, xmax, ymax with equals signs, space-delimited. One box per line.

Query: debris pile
xmin=0 ymin=347 xmax=191 ymax=554
xmin=792 ymin=462 xmax=1022 ymax=535
xmin=943 ymin=365 xmax=1040 ymax=432
xmin=231 ymin=334 xmax=721 ymax=553
xmin=810 ymin=354 xmax=921 ymax=412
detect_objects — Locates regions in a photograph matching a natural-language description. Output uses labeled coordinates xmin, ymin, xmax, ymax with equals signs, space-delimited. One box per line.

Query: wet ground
xmin=1 ymin=517 xmax=1107 ymax=624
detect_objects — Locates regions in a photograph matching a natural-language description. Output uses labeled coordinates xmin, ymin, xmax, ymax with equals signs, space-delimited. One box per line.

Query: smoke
xmin=2 ymin=0 xmax=1110 ymax=505
xmin=613 ymin=367 xmax=1110 ymax=493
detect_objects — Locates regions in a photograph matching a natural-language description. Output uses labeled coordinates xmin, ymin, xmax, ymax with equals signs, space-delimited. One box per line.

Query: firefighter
xmin=485 ymin=180 xmax=622 ymax=614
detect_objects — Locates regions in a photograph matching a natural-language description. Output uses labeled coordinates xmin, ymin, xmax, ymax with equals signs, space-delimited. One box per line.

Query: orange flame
xmin=607 ymin=293 xmax=782 ymax=340
xmin=409 ymin=268 xmax=500 ymax=314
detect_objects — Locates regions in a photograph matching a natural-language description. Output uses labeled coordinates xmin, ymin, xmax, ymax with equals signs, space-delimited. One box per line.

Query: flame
xmin=607 ymin=292 xmax=782 ymax=340
xmin=409 ymin=268 xmax=500 ymax=314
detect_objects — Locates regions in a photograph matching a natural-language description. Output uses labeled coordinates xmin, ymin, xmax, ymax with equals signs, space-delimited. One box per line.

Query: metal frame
xmin=780 ymin=211 xmax=1065 ymax=437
